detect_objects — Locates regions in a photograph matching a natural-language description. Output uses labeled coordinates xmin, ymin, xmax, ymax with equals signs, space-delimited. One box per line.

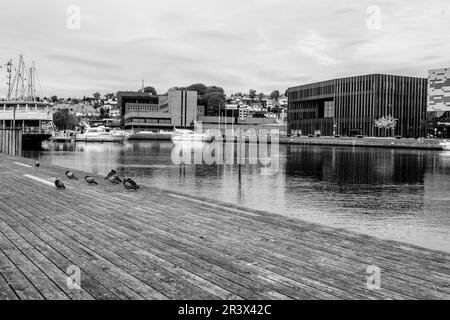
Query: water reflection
xmin=23 ymin=141 xmax=450 ymax=252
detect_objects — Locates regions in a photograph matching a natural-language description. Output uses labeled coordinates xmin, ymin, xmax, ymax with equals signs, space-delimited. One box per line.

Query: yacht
xmin=440 ymin=140 xmax=450 ymax=151
xmin=75 ymin=126 xmax=132 ymax=142
xmin=171 ymin=128 xmax=213 ymax=142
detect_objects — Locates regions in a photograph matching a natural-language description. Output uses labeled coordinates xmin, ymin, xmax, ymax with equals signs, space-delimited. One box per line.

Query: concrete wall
xmin=169 ymin=90 xmax=197 ymax=128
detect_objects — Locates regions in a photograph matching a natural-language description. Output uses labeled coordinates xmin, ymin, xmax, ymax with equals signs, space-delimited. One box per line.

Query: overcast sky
xmin=1 ymin=0 xmax=450 ymax=98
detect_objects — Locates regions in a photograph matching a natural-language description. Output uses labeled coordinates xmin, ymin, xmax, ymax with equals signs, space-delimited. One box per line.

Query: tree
xmin=99 ymin=107 xmax=107 ymax=118
xmin=206 ymin=86 xmax=224 ymax=94
xmin=375 ymin=115 xmax=398 ymax=137
xmin=258 ymin=92 xmax=264 ymax=102
xmin=200 ymin=86 xmax=225 ymax=107
xmin=141 ymin=87 xmax=157 ymax=95
xmin=51 ymin=95 xmax=58 ymax=103
xmin=53 ymin=109 xmax=78 ymax=130
xmin=270 ymin=90 xmax=280 ymax=102
xmin=186 ymin=83 xmax=208 ymax=96
xmin=93 ymin=92 xmax=101 ymax=100
xmin=104 ymin=93 xmax=115 ymax=100
xmin=206 ymin=95 xmax=226 ymax=116
xmin=249 ymin=89 xmax=256 ymax=102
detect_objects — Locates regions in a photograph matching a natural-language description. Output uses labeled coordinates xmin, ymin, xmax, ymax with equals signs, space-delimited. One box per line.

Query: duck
xmin=32 ymin=160 xmax=40 ymax=167
xmin=85 ymin=176 xmax=98 ymax=185
xmin=65 ymin=171 xmax=78 ymax=180
xmin=55 ymin=179 xmax=66 ymax=189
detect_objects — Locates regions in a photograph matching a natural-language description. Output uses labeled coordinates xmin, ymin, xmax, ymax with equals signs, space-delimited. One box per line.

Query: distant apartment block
xmin=428 ymin=68 xmax=450 ymax=112
xmin=117 ymin=90 xmax=198 ymax=130
xmin=287 ymin=74 xmax=427 ymax=137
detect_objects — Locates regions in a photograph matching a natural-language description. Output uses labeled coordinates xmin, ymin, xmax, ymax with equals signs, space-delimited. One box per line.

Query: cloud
xmin=297 ymin=31 xmax=341 ymax=65
xmin=1 ymin=0 xmax=450 ymax=97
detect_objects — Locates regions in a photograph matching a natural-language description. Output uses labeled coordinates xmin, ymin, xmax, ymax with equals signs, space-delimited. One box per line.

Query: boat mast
xmin=6 ymin=59 xmax=13 ymax=100
xmin=28 ymin=63 xmax=34 ymax=101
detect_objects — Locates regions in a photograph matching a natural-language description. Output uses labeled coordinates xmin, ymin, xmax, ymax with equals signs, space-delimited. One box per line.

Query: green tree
xmin=93 ymin=92 xmax=101 ymax=100
xmin=51 ymin=95 xmax=58 ymax=103
xmin=104 ymin=93 xmax=115 ymax=100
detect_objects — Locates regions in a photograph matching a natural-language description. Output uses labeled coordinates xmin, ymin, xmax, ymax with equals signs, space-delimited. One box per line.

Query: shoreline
xmin=280 ymin=136 xmax=444 ymax=150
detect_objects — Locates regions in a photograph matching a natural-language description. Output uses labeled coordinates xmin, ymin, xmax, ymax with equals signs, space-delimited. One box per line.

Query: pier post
xmin=0 ymin=128 xmax=22 ymax=157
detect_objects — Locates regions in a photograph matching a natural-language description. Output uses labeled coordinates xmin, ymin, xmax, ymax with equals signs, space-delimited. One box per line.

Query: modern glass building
xmin=287 ymin=74 xmax=428 ymax=138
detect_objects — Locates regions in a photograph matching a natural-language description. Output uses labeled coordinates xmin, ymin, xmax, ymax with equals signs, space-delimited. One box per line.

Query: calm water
xmin=24 ymin=141 xmax=450 ymax=253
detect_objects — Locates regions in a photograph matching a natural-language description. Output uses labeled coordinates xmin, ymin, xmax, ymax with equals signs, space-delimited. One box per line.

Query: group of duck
xmin=31 ymin=161 xmax=140 ymax=191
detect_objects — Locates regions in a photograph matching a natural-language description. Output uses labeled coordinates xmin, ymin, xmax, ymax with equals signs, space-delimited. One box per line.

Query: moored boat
xmin=75 ymin=126 xmax=132 ymax=142
xmin=0 ymin=56 xmax=53 ymax=146
xmin=171 ymin=128 xmax=213 ymax=142
xmin=440 ymin=140 xmax=450 ymax=150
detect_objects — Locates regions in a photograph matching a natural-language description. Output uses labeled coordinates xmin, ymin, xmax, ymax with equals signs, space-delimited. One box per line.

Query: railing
xmin=21 ymin=127 xmax=52 ymax=135
xmin=0 ymin=129 xmax=22 ymax=157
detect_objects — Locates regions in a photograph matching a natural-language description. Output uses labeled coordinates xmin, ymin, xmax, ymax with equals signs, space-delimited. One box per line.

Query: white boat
xmin=129 ymin=130 xmax=174 ymax=140
xmin=171 ymin=129 xmax=213 ymax=142
xmin=440 ymin=140 xmax=450 ymax=150
xmin=76 ymin=126 xmax=132 ymax=142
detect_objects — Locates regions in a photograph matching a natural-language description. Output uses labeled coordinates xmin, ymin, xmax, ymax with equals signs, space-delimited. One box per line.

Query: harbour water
xmin=23 ymin=140 xmax=450 ymax=253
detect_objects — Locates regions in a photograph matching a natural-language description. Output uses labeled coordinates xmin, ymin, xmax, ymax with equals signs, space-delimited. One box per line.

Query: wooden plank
xmin=2 ymin=176 xmax=405 ymax=299
xmin=0 ymin=154 xmax=449 ymax=300
xmin=0 ymin=176 xmax=288 ymax=300
xmin=0 ymin=171 xmax=442 ymax=298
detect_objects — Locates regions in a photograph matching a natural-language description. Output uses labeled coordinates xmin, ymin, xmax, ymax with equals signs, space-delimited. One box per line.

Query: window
xmin=324 ymin=101 xmax=335 ymax=118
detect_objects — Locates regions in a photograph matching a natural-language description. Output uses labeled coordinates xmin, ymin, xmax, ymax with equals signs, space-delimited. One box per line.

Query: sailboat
xmin=0 ymin=55 xmax=53 ymax=145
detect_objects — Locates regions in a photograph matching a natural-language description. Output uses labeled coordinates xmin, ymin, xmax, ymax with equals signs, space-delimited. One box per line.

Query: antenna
xmin=141 ymin=79 xmax=144 ymax=92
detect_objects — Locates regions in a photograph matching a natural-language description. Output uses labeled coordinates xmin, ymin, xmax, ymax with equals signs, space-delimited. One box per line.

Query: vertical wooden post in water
xmin=17 ymin=130 xmax=22 ymax=157
xmin=0 ymin=129 xmax=22 ymax=157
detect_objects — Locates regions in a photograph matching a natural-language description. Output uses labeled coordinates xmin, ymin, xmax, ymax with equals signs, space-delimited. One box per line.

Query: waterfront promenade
xmin=279 ymin=136 xmax=443 ymax=150
xmin=0 ymin=153 xmax=449 ymax=300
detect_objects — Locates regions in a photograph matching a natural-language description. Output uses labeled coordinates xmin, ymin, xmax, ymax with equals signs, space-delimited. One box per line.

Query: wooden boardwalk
xmin=0 ymin=154 xmax=449 ymax=300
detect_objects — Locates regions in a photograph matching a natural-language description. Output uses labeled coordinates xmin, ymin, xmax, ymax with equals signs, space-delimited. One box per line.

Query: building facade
xmin=428 ymin=68 xmax=450 ymax=112
xmin=287 ymin=74 xmax=428 ymax=138
xmin=427 ymin=68 xmax=450 ymax=138
xmin=117 ymin=90 xmax=197 ymax=130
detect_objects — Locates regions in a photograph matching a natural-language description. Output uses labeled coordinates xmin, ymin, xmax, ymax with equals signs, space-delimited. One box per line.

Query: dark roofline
xmin=287 ymin=73 xmax=428 ymax=91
